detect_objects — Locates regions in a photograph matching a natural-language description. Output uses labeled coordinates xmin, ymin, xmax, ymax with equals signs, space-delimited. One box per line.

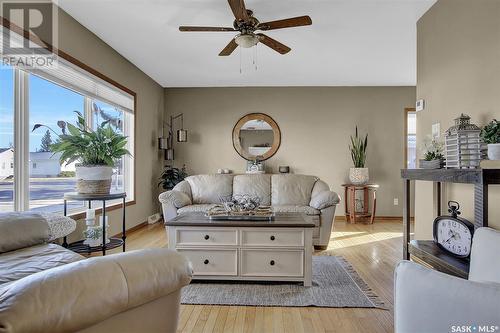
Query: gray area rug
xmin=181 ymin=256 xmax=385 ymax=308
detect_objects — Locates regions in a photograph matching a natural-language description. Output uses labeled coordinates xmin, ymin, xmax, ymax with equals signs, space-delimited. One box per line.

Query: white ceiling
xmin=58 ymin=0 xmax=436 ymax=88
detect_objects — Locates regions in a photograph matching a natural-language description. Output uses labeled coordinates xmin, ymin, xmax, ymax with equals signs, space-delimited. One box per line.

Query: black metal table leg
xmin=102 ymin=200 xmax=106 ymax=256
xmin=62 ymin=200 xmax=68 ymax=247
xmin=122 ymin=197 xmax=126 ymax=252
xmin=403 ymin=179 xmax=411 ymax=260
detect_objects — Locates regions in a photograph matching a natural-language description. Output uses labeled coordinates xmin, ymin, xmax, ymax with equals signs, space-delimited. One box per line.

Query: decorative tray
xmin=206 ymin=205 xmax=274 ymax=221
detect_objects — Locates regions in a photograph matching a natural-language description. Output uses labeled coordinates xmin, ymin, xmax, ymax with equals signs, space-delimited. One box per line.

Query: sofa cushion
xmin=233 ymin=174 xmax=271 ymax=206
xmin=271 ymin=175 xmax=318 ymax=206
xmin=0 ymin=244 xmax=83 ymax=286
xmin=177 ymin=204 xmax=216 ymax=214
xmin=272 ymin=205 xmax=320 ymax=215
xmin=185 ymin=175 xmax=233 ymax=204
xmin=0 ymin=212 xmax=50 ymax=253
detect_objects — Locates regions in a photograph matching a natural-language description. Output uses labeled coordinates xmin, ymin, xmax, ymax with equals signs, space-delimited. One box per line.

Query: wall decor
xmin=233 ymin=113 xmax=281 ymax=161
xmin=444 ymin=114 xmax=486 ymax=169
xmin=158 ymin=113 xmax=188 ymax=162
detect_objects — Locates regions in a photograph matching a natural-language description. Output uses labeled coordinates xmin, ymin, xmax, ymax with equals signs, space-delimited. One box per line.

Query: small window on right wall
xmin=406 ymin=110 xmax=417 ymax=169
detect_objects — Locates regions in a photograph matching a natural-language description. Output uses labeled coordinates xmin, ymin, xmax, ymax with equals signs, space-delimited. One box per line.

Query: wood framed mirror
xmin=232 ymin=113 xmax=281 ymax=161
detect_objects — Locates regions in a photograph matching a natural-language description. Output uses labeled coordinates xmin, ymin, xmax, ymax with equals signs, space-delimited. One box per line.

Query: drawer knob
xmin=270 ymin=235 xmax=275 ymax=241
xmin=204 ymin=235 xmax=210 ymax=240
xmin=204 ymin=259 xmax=209 ymax=265
xmin=270 ymin=260 xmax=275 ymax=266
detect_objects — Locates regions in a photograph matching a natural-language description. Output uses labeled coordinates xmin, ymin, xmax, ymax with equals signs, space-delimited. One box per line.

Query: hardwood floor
xmin=122 ymin=219 xmax=406 ymax=333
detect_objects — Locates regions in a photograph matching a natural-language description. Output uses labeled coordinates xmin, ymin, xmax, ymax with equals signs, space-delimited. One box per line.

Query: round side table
xmin=341 ymin=184 xmax=379 ymax=224
xmin=63 ymin=192 xmax=127 ymax=256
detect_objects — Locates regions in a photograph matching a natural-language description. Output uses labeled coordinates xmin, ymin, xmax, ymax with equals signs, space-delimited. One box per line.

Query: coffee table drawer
xmin=240 ymin=249 xmax=304 ymax=277
xmin=241 ymin=229 xmax=304 ymax=247
xmin=177 ymin=249 xmax=237 ymax=276
xmin=176 ymin=229 xmax=238 ymax=246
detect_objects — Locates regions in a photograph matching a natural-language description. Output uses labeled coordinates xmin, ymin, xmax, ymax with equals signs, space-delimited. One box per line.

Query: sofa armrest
xmin=159 ymin=190 xmax=192 ymax=208
xmin=0 ymin=248 xmax=193 ymax=333
xmin=159 ymin=190 xmax=192 ymax=222
xmin=309 ymin=190 xmax=340 ymax=210
xmin=394 ymin=261 xmax=500 ymax=333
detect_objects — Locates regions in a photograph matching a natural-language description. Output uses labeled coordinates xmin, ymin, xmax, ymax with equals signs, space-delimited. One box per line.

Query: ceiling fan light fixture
xmin=235 ymin=33 xmax=259 ymax=48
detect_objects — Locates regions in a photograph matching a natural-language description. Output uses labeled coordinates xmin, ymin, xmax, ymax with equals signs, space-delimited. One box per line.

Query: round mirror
xmin=232 ymin=113 xmax=281 ymax=161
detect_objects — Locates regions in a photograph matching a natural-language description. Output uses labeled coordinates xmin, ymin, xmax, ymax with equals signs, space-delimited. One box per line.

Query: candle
xmin=99 ymin=216 xmax=109 ymax=227
xmin=86 ymin=208 xmax=95 ymax=219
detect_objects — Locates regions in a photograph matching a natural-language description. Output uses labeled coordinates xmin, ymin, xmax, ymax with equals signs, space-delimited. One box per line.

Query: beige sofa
xmin=0 ymin=213 xmax=192 ymax=333
xmin=159 ymin=174 xmax=340 ymax=249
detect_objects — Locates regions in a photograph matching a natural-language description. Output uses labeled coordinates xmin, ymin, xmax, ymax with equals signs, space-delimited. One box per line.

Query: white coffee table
xmin=165 ymin=213 xmax=314 ymax=286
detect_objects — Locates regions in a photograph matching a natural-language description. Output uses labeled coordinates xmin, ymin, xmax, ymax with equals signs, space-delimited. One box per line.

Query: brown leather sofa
xmin=0 ymin=213 xmax=192 ymax=333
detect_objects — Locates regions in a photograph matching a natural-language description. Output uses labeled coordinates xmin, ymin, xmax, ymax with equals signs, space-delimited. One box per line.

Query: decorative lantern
xmin=444 ymin=114 xmax=486 ymax=169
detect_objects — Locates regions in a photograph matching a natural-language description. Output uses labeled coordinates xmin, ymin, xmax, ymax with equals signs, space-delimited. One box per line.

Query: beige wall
xmin=55 ymin=9 xmax=165 ymax=240
xmin=415 ymin=0 xmax=500 ymax=239
xmin=165 ymin=87 xmax=415 ymax=216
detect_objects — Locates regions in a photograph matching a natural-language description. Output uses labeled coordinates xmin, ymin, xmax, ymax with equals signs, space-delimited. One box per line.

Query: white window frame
xmin=8 ymin=67 xmax=135 ymax=214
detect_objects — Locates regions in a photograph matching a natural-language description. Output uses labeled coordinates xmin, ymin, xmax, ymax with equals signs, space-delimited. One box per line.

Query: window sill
xmin=68 ymin=200 xmax=136 ymax=220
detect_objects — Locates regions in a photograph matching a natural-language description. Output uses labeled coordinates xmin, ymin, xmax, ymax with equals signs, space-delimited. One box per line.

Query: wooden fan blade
xmin=227 ymin=0 xmax=249 ymax=22
xmin=179 ymin=26 xmax=236 ymax=32
xmin=257 ymin=34 xmax=291 ymax=54
xmin=219 ymin=39 xmax=238 ymax=56
xmin=257 ymin=16 xmax=312 ymax=30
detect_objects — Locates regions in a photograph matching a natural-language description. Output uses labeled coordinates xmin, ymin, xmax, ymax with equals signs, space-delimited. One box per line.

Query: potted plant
xmin=420 ymin=136 xmax=444 ymax=169
xmin=349 ymin=127 xmax=369 ymax=185
xmin=158 ymin=165 xmax=188 ymax=190
xmin=33 ymin=110 xmax=130 ymax=194
xmin=481 ymin=119 xmax=500 ymax=160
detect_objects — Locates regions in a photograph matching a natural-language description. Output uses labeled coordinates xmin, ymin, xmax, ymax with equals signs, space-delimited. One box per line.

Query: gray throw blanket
xmin=0 ymin=212 xmax=49 ymax=253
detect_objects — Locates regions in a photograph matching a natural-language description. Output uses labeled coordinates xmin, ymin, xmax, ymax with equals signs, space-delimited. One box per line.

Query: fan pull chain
xmin=254 ymin=44 xmax=258 ymax=71
xmin=239 ymin=46 xmax=242 ymax=74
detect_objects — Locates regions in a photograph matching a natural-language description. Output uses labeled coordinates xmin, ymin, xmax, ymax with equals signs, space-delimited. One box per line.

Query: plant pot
xmin=349 ymin=168 xmax=369 ymax=185
xmin=487 ymin=143 xmax=500 ymax=160
xmin=419 ymin=159 xmax=444 ymax=169
xmin=75 ymin=165 xmax=113 ymax=194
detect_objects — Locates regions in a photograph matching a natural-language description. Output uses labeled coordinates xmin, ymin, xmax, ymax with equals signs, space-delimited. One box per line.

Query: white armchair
xmin=394 ymin=227 xmax=500 ymax=333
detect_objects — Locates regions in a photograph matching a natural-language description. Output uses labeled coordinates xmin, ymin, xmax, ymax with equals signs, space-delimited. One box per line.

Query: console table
xmin=401 ymin=169 xmax=500 ymax=278
xmin=165 ymin=213 xmax=314 ymax=286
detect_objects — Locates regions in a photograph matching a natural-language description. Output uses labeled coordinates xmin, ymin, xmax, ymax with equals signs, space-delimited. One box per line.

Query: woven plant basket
xmin=75 ymin=165 xmax=113 ymax=194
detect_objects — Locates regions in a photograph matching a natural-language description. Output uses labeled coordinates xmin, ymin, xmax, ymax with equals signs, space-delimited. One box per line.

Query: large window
xmin=29 ymin=74 xmax=85 ymax=212
xmin=0 ymin=66 xmax=14 ymax=212
xmin=0 ymin=62 xmax=135 ymax=215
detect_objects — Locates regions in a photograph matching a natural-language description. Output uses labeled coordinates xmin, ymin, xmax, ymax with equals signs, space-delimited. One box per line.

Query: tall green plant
xmin=32 ymin=111 xmax=130 ymax=166
xmin=349 ymin=127 xmax=368 ymax=168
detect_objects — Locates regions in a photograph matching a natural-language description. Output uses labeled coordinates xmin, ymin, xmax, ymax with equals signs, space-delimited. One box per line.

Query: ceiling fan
xmin=179 ymin=0 xmax=312 ymax=56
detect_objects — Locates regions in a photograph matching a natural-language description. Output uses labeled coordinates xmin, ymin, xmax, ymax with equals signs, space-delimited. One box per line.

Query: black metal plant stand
xmin=63 ymin=192 xmax=127 ymax=256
